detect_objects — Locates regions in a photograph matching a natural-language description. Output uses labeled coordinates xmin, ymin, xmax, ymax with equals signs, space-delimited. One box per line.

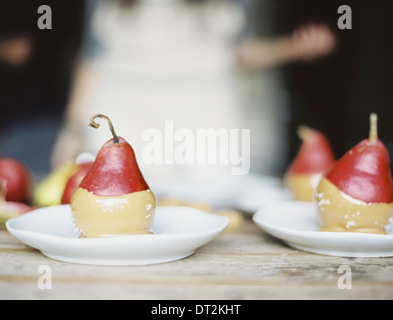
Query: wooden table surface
xmin=1 ymin=214 xmax=393 ymax=300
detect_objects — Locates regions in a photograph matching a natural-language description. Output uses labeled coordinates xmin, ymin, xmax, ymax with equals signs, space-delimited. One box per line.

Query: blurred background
xmin=1 ymin=0 xmax=393 ymax=181
xmin=0 ymin=0 xmax=84 ymax=175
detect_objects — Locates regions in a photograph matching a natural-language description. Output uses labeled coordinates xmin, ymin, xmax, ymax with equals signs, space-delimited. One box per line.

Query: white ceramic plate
xmin=6 ymin=205 xmax=228 ymax=266
xmin=253 ymin=201 xmax=393 ymax=257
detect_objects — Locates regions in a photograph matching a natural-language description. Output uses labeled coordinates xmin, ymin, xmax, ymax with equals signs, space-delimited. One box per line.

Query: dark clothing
xmin=283 ymin=1 xmax=393 ymax=163
xmin=0 ymin=0 xmax=84 ymax=173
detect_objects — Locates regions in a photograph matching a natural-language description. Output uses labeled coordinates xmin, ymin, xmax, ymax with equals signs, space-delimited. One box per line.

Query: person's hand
xmin=236 ymin=23 xmax=336 ymax=71
xmin=290 ymin=23 xmax=337 ymax=61
xmin=0 ymin=37 xmax=32 ymax=65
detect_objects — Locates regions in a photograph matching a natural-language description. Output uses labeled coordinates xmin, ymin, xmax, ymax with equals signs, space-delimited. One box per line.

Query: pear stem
xmin=369 ymin=113 xmax=378 ymax=144
xmin=297 ymin=125 xmax=312 ymax=141
xmin=89 ymin=114 xmax=119 ymax=143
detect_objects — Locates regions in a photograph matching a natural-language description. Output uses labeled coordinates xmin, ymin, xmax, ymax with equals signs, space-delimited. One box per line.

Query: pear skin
xmin=284 ymin=126 xmax=335 ymax=201
xmin=70 ymin=114 xmax=156 ymax=238
xmin=317 ymin=114 xmax=393 ymax=234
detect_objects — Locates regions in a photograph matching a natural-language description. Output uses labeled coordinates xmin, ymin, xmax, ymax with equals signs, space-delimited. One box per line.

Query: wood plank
xmin=1 ymin=219 xmax=393 ymax=300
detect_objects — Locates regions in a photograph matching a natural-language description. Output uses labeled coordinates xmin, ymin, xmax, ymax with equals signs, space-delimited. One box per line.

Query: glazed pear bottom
xmin=71 ymin=188 xmax=156 ymax=238
xmin=316 ymin=178 xmax=393 ymax=234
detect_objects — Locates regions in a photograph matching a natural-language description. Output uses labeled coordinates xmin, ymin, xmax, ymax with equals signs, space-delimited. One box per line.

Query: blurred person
xmin=52 ymin=0 xmax=336 ymax=185
xmin=236 ymin=22 xmax=336 ymax=174
xmin=0 ymin=0 xmax=84 ymax=175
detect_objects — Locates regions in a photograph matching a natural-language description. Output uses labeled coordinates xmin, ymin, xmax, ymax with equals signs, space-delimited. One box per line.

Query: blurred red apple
xmin=0 ymin=157 xmax=32 ymax=203
xmin=61 ymin=161 xmax=94 ymax=204
xmin=0 ymin=200 xmax=33 ymax=227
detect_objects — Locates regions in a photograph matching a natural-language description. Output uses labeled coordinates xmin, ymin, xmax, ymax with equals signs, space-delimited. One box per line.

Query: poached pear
xmin=71 ymin=114 xmax=156 ymax=237
xmin=0 ymin=157 xmax=32 ymax=203
xmin=316 ymin=113 xmax=393 ymax=234
xmin=284 ymin=126 xmax=335 ymax=201
xmin=0 ymin=182 xmax=33 ymax=228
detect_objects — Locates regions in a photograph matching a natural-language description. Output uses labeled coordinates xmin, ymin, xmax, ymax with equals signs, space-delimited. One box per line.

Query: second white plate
xmin=6 ymin=205 xmax=228 ymax=266
xmin=253 ymin=201 xmax=393 ymax=257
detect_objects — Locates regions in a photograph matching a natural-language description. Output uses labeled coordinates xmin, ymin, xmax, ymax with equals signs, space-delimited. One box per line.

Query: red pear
xmin=0 ymin=201 xmax=33 ymax=228
xmin=0 ymin=158 xmax=32 ymax=203
xmin=79 ymin=138 xmax=149 ymax=196
xmin=317 ymin=113 xmax=393 ymax=234
xmin=70 ymin=114 xmax=156 ymax=238
xmin=287 ymin=126 xmax=336 ymax=175
xmin=284 ymin=126 xmax=335 ymax=201
xmin=0 ymin=183 xmax=33 ymax=227
xmin=61 ymin=161 xmax=94 ymax=204
xmin=325 ymin=119 xmax=393 ymax=204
